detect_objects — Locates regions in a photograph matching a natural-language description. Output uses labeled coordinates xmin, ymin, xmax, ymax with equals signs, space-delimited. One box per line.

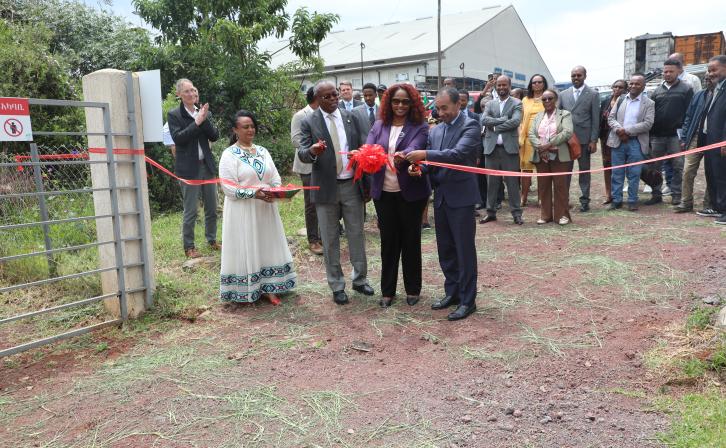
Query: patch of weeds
xmin=686 ymin=306 xmax=717 ymax=331
xmin=85 ymin=343 xmax=233 ymax=393
xmin=679 ymin=358 xmax=707 ymax=379
xmin=371 ymin=311 xmax=437 ymax=338
xmin=301 ymin=390 xmax=353 ymax=429
xmin=566 ymin=254 xmax=630 ymax=286
xmin=657 ymin=390 xmax=726 ymax=448
xmin=518 ymin=324 xmax=598 ymax=357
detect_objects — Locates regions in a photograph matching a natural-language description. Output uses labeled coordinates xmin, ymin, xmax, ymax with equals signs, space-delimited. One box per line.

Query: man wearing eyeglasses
xmin=298 ymin=80 xmax=374 ymax=305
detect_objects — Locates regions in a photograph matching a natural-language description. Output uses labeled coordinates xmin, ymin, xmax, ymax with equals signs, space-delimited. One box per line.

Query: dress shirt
xmin=184 ymin=105 xmax=204 ymax=160
xmin=382 ymin=125 xmax=403 ymax=192
xmin=622 ymin=93 xmax=643 ymax=129
xmin=495 ymin=96 xmax=510 ymax=145
xmin=321 ymin=108 xmax=352 ymax=179
xmin=162 ymin=122 xmax=174 ymax=146
xmin=573 ymin=86 xmax=583 ymax=101
xmin=342 ymin=100 xmax=354 ymax=111
xmin=441 ymin=111 xmax=463 ymax=148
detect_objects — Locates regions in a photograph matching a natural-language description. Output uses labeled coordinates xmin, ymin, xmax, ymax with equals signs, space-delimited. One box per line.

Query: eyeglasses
xmin=321 ymin=92 xmax=339 ymax=100
xmin=391 ymin=99 xmax=411 ymax=106
xmin=541 ymin=97 xmax=556 ymax=102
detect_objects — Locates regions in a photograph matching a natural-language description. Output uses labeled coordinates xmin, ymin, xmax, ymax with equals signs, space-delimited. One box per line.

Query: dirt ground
xmin=1 ymin=169 xmax=725 ymax=447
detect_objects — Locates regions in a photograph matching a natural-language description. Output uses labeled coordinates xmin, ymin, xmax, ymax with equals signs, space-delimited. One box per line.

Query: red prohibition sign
xmin=4 ymin=118 xmax=23 ymax=137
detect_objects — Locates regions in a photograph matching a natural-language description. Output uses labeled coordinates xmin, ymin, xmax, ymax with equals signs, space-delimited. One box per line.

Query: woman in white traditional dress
xmin=218 ymin=110 xmax=296 ymax=305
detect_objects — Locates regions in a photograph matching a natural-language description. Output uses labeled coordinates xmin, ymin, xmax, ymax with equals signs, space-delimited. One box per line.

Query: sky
xmin=85 ymin=0 xmax=725 ymax=86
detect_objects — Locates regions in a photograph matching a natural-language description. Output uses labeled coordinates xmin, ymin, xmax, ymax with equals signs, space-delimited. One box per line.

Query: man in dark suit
xmin=702 ymin=55 xmax=726 ymax=225
xmin=458 ymin=89 xmax=480 ymax=122
xmin=167 ymin=79 xmax=220 ymax=258
xmin=480 ymin=75 xmax=524 ymax=225
xmin=559 ymin=65 xmax=601 ymax=212
xmin=298 ymin=81 xmax=374 ymax=304
xmin=406 ymin=87 xmax=481 ymax=321
xmin=338 ymin=80 xmax=363 ymax=112
xmin=351 ymin=82 xmax=379 ymax=140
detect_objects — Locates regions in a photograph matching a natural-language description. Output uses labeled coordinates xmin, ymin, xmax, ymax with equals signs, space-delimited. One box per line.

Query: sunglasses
xmin=391 ymin=99 xmax=411 ymax=106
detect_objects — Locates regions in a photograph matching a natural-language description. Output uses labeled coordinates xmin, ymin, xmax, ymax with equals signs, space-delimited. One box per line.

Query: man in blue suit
xmin=406 ymin=88 xmax=481 ymax=321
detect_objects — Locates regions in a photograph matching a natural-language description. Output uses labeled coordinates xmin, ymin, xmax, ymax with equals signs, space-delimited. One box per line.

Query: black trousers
xmin=704 ymin=142 xmax=726 ymax=213
xmin=373 ymin=192 xmax=428 ymax=297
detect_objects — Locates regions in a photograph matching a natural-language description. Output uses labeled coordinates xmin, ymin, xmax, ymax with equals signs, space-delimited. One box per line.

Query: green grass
xmin=686 ymin=306 xmax=718 ymax=331
xmin=657 ymin=390 xmax=726 ymax=448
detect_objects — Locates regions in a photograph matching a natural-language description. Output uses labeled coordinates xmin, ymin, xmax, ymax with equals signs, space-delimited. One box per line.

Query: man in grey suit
xmin=405 ymin=87 xmax=481 ymax=321
xmin=298 ymin=80 xmax=374 ymax=305
xmin=480 ymin=75 xmax=524 ymax=225
xmin=559 ymin=66 xmax=601 ymax=212
xmin=291 ymin=87 xmax=323 ymax=255
xmin=351 ymin=82 xmax=379 ymax=140
xmin=606 ymin=74 xmax=655 ymax=211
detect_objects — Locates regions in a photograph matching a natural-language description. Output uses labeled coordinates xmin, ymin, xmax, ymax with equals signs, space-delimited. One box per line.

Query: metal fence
xmin=0 ymin=97 xmax=150 ymax=357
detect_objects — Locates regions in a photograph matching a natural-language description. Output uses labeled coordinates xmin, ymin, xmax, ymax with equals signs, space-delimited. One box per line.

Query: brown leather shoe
xmin=185 ymin=248 xmax=201 ymax=258
xmin=309 ymin=241 xmax=324 ymax=255
xmin=209 ymin=241 xmax=222 ymax=250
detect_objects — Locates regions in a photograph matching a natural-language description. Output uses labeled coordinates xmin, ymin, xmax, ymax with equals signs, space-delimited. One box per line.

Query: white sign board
xmin=0 ymin=98 xmax=33 ymax=141
xmin=136 ymin=70 xmax=163 ymax=143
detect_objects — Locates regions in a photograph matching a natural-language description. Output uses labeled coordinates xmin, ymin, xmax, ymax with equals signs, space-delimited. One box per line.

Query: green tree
xmin=132 ymin=0 xmax=337 ymax=171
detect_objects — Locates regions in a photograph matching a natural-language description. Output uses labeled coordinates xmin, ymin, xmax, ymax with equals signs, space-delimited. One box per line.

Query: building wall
xmin=624 ymin=36 xmax=674 ymax=78
xmin=438 ymin=6 xmax=554 ymax=88
xmin=300 ymin=61 xmax=432 ymax=93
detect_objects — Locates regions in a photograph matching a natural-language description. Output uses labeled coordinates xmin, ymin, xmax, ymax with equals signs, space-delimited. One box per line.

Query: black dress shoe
xmin=406 ymin=295 xmax=420 ymax=306
xmin=513 ymin=216 xmax=524 ymax=225
xmin=607 ymin=202 xmax=622 ymax=211
xmin=644 ymin=196 xmax=662 ymax=206
xmin=353 ymin=284 xmax=375 ymax=296
xmin=431 ymin=295 xmax=459 ymax=310
xmin=579 ymin=204 xmax=590 ymax=212
xmin=448 ymin=304 xmax=477 ymax=321
xmin=479 ymin=215 xmax=497 ymax=224
xmin=379 ymin=296 xmax=394 ymax=307
xmin=333 ymin=290 xmax=349 ymax=305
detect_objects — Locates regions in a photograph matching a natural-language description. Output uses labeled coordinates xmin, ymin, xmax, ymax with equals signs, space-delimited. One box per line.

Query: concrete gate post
xmin=82 ymin=69 xmax=155 ymax=318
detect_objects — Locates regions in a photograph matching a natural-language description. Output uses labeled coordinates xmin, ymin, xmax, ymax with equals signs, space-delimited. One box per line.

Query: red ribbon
xmin=419 ymin=140 xmax=726 ymax=177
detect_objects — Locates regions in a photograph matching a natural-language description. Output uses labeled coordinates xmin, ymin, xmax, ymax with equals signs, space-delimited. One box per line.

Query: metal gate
xmin=0 ymin=97 xmax=151 ymax=357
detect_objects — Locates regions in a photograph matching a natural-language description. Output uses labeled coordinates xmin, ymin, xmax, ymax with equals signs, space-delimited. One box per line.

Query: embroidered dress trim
xmin=229 ymin=145 xmax=266 ymax=180
xmin=220 ymin=262 xmax=296 ymax=303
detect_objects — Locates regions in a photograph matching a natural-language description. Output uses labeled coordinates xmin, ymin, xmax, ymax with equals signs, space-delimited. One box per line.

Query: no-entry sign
xmin=0 ymin=98 xmax=33 ymax=141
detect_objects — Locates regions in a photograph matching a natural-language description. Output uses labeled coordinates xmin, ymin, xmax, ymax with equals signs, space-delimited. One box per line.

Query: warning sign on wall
xmin=0 ymin=98 xmax=33 ymax=141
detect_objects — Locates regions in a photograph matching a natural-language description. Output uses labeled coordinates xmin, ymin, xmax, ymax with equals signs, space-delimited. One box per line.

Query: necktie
xmin=368 ymin=107 xmax=375 ymax=125
xmin=574 ymin=89 xmax=580 ymax=102
xmin=440 ymin=125 xmax=448 ymax=150
xmin=327 ymin=114 xmax=344 ymax=174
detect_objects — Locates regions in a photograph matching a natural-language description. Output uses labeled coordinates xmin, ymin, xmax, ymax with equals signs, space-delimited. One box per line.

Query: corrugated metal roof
xmin=263 ymin=5 xmax=507 ymax=68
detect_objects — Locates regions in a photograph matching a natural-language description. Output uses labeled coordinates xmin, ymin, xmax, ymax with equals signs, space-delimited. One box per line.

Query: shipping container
xmin=674 ymin=32 xmax=725 ymax=65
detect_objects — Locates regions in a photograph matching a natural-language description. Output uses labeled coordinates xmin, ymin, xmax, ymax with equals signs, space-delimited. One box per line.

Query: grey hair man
xmin=669 ymin=52 xmax=702 ymax=93
xmin=167 ymin=79 xmax=220 ymax=258
xmin=298 ymin=80 xmax=374 ymax=304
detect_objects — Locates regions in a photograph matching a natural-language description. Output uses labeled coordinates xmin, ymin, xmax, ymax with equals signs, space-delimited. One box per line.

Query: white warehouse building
xmin=262 ymin=4 xmax=553 ymax=92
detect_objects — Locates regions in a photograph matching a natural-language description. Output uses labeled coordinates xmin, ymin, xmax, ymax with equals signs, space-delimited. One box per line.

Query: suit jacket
xmin=680 ymin=89 xmax=710 ymax=146
xmin=704 ymin=80 xmax=726 ymax=146
xmin=167 ymin=104 xmax=219 ymax=179
xmin=559 ymin=85 xmax=601 ymax=145
xmin=424 ymin=113 xmax=481 ymax=208
xmin=297 ymin=108 xmax=367 ymax=204
xmin=465 ymin=109 xmax=480 ymax=122
xmin=528 ymin=109 xmax=574 ymax=163
xmin=338 ymin=99 xmax=363 ymax=112
xmin=351 ymin=103 xmax=378 ymax=139
xmin=482 ymin=96 xmax=523 ymax=155
xmin=366 ymin=120 xmax=430 ymax=202
xmin=290 ymin=105 xmax=315 ymax=175
xmin=606 ymin=94 xmax=655 ymax=152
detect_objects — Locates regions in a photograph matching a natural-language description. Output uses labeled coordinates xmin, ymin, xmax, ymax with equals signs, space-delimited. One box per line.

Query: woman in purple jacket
xmin=367 ymin=83 xmax=430 ymax=307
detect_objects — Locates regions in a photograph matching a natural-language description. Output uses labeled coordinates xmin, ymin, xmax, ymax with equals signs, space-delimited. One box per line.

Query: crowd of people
xmin=163 ymin=53 xmax=726 ymax=321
